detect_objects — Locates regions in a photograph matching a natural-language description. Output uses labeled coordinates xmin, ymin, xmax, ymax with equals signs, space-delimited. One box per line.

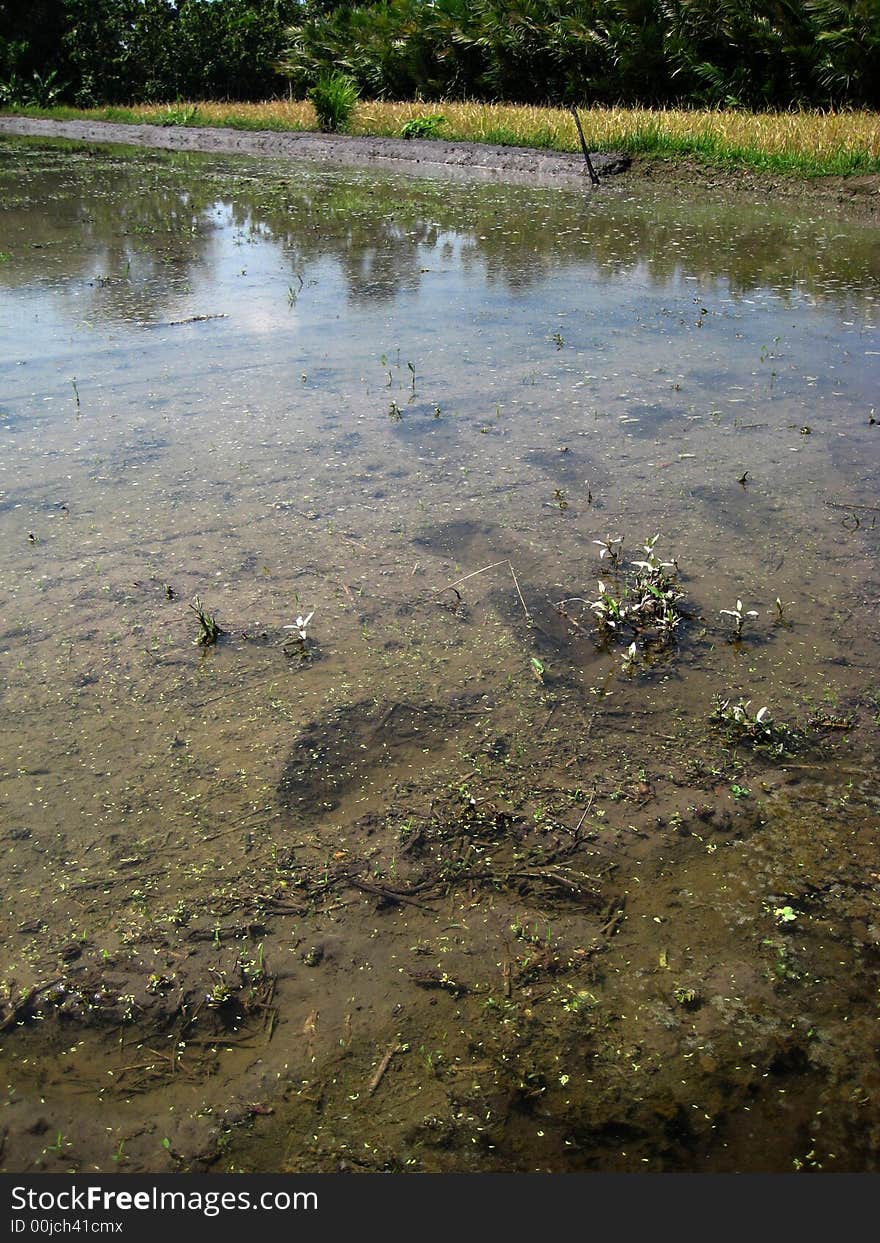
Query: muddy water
xmin=1 ymin=138 xmax=879 ymax=1174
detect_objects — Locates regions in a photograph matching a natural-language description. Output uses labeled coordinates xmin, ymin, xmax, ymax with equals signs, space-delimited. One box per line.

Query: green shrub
xmin=400 ymin=114 xmax=446 ymax=139
xmin=0 ymin=69 xmax=65 ymax=107
xmin=160 ymin=103 xmax=200 ymax=127
xmin=308 ymin=71 xmax=359 ymax=133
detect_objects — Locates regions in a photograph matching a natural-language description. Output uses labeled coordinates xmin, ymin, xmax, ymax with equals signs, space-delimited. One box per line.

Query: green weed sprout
xmin=591 ymin=580 xmax=628 ymax=632
xmin=593 ymin=536 xmax=623 ymax=566
xmin=720 ymin=598 xmax=758 ymax=639
xmin=190 ymin=597 xmax=223 ymax=646
xmin=282 ymin=611 xmax=314 ymax=660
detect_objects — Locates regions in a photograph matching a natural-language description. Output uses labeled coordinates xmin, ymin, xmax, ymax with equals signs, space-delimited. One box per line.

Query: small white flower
xmin=283 ymin=610 xmax=314 ymax=640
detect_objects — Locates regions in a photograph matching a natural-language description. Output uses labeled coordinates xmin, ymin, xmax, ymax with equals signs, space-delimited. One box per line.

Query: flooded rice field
xmin=1 ymin=137 xmax=879 ymax=1174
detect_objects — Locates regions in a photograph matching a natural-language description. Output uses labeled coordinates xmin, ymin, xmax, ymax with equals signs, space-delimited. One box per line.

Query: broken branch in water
xmin=348 ymin=876 xmax=436 ymax=912
xmin=367 ymin=1041 xmax=401 ymax=1096
xmin=507 ymin=562 xmax=532 ymax=623
xmin=434 ymin=560 xmax=508 ymax=592
xmin=142 ymin=314 xmax=229 ymax=328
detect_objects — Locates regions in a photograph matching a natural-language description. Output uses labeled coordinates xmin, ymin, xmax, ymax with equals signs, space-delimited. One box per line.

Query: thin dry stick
xmin=433 ymin=559 xmax=532 ymax=623
xmin=502 ymin=957 xmax=513 ymax=999
xmin=507 ymin=562 xmax=532 ymax=623
xmin=367 ymin=1042 xmax=400 ymax=1096
xmin=570 ymin=792 xmax=595 ymax=837
xmin=433 ymin=560 xmax=509 ymax=594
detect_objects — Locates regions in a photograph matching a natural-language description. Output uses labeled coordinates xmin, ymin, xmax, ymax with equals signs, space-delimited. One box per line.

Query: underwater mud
xmin=0 ymin=136 xmax=878 ymax=1173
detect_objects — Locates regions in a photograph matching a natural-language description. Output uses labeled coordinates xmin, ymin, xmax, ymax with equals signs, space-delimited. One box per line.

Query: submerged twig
xmin=367 ymin=1042 xmax=401 ymax=1096
xmin=349 ymin=877 xmax=436 ymax=912
xmin=569 ymin=791 xmax=596 ymax=838
xmin=143 ymin=314 xmax=229 ymax=328
xmin=434 ymin=561 xmax=509 ymax=593
xmin=508 ymin=562 xmax=532 ymax=624
xmin=432 ymin=559 xmax=532 ymax=624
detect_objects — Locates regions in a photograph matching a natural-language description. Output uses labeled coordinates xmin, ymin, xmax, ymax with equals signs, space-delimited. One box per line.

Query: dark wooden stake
xmin=570 ymin=105 xmax=600 ymax=185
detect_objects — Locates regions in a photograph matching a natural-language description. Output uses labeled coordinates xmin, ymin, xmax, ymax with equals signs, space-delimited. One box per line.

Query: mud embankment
xmin=0 ymin=115 xmax=630 ymax=187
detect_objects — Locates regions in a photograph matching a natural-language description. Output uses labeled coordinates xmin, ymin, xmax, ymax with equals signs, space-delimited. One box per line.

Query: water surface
xmin=1 ymin=138 xmax=879 ymax=1174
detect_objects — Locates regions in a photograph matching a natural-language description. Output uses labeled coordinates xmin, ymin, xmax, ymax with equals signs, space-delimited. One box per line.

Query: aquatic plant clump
xmin=189 ymin=597 xmax=224 ymax=646
xmin=552 ymin=533 xmax=693 ymax=680
xmin=281 ymin=610 xmax=314 ymax=660
xmin=558 ymin=532 xmax=686 ymax=655
xmin=709 ymin=696 xmax=796 ymax=754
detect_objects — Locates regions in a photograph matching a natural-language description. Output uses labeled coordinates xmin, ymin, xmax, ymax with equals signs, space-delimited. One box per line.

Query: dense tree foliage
xmin=1 ymin=0 xmax=878 ymax=109
xmin=1 ymin=0 xmax=300 ymax=105
xmin=278 ymin=0 xmax=880 ymax=107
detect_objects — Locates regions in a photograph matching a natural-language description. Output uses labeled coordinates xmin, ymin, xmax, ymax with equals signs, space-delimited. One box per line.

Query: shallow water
xmin=1 ymin=138 xmax=879 ymax=1174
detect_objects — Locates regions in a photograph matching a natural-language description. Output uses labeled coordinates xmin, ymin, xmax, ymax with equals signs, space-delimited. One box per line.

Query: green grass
xmin=3 ymin=100 xmax=879 ymax=179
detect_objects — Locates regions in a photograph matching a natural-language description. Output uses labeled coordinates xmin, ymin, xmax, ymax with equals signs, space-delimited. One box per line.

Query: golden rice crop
xmin=71 ymin=99 xmax=880 ymax=174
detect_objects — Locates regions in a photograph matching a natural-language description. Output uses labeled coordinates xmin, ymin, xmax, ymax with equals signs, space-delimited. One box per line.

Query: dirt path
xmin=0 ymin=114 xmax=630 ymax=187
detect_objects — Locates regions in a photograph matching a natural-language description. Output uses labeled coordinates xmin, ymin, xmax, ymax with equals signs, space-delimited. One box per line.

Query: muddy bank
xmin=0 ymin=115 xmax=630 ymax=187
xmin=627 ymin=152 xmax=880 ymax=218
xmin=2 ymin=115 xmax=878 ymax=216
